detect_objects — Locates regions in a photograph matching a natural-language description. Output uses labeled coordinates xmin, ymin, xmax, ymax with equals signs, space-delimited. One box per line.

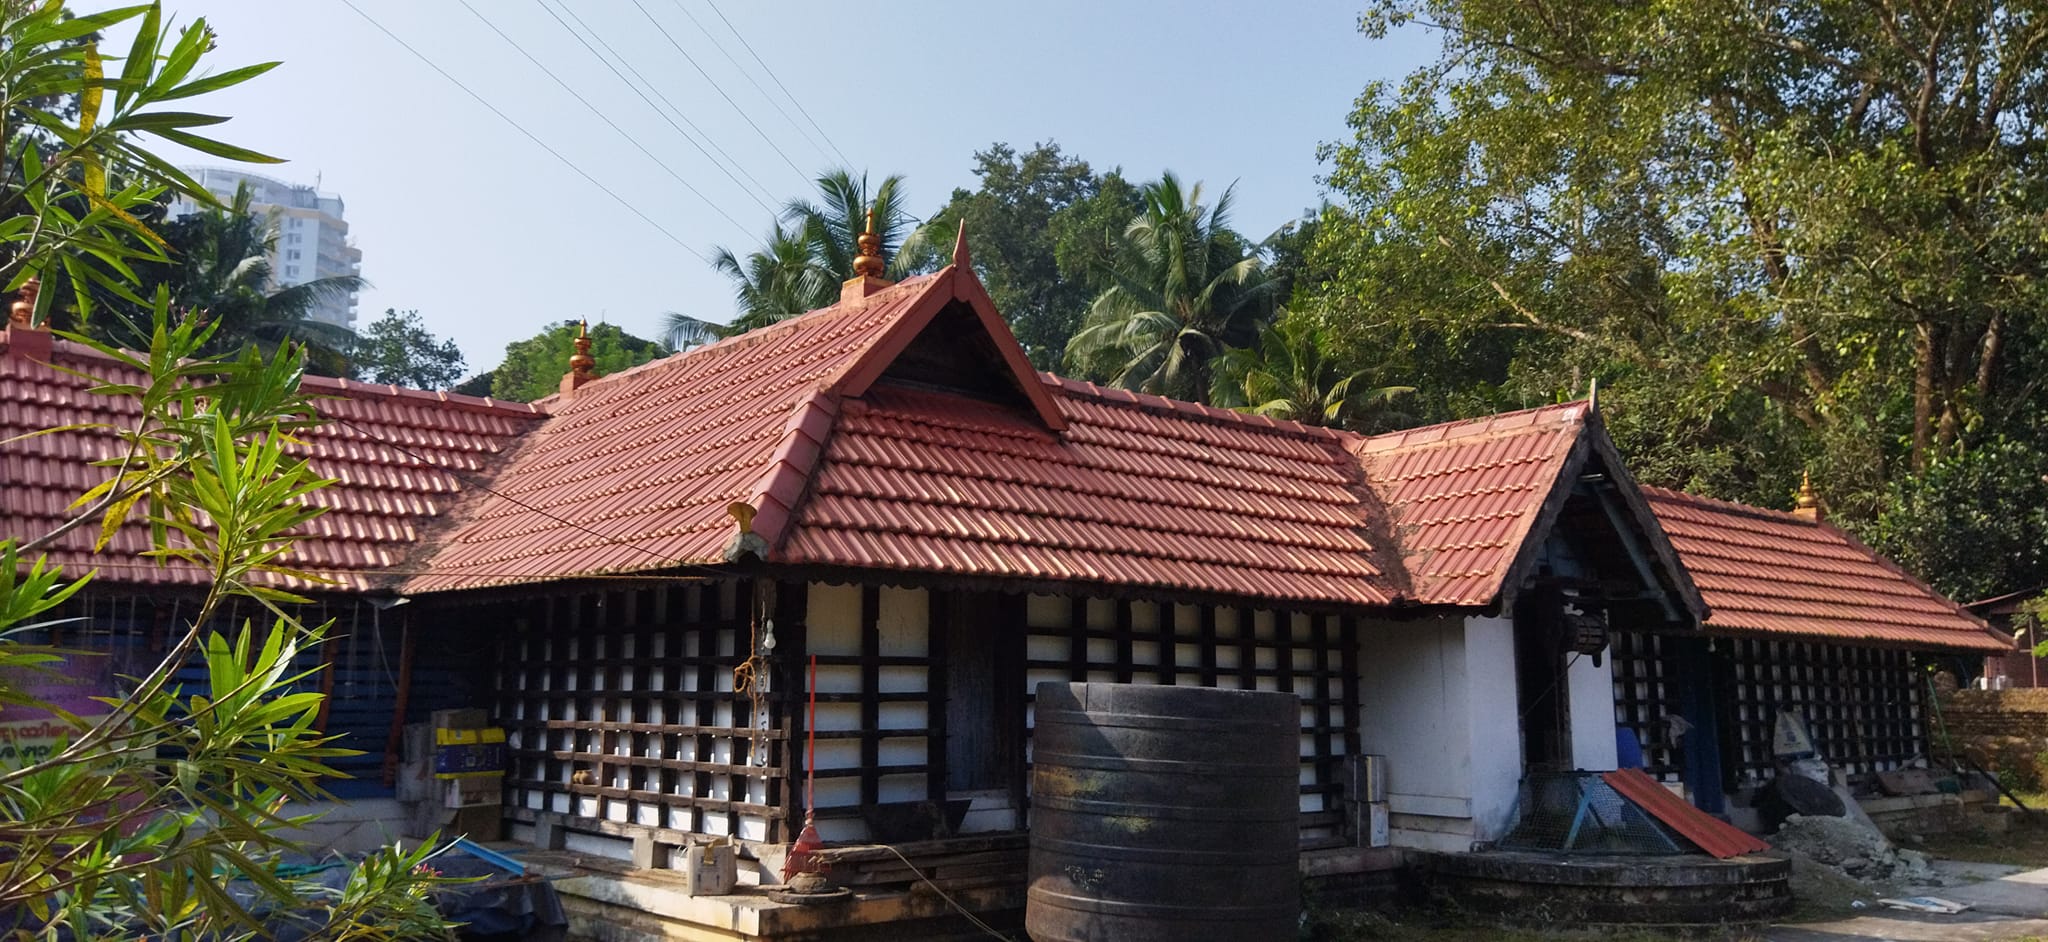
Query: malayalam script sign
xmin=0 ymin=653 xmax=113 ymax=766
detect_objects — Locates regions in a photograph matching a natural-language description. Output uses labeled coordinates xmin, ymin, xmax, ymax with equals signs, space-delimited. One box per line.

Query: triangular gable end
xmin=1496 ymin=410 xmax=1707 ymax=625
xmin=832 ymin=264 xmax=1066 ymax=432
xmin=738 ymin=264 xmax=1065 ymax=558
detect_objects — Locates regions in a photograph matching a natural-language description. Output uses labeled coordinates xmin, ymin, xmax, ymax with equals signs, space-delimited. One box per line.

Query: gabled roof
xmin=404 ymin=264 xmax=1065 ymax=594
xmin=1642 ymin=487 xmax=2010 ymax=653
xmin=777 ymin=377 xmax=1392 ymax=606
xmin=0 ymin=333 xmax=543 ymax=591
xmin=1352 ymin=402 xmax=1702 ymax=617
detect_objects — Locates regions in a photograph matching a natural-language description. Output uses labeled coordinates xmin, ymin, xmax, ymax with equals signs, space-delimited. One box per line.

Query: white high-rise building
xmin=171 ymin=168 xmax=364 ymax=329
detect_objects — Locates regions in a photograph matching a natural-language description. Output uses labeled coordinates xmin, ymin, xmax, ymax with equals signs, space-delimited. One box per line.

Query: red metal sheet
xmin=1602 ymin=768 xmax=1768 ymax=859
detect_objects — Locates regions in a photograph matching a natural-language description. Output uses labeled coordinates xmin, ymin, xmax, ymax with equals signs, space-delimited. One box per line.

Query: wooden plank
xmin=693 ymin=583 xmax=717 ymax=835
xmin=860 ymin=586 xmax=882 ymax=808
xmin=1198 ymin=604 xmax=1219 ymax=688
xmin=774 ymin=579 xmax=808 ymax=841
xmin=1114 ymin=599 xmax=1134 ymax=685
xmin=927 ymin=589 xmax=949 ymax=802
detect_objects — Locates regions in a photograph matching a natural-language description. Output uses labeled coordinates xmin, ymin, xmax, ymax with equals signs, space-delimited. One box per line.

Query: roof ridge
xmin=1353 ymin=400 xmax=1587 ymax=454
xmin=552 ymin=273 xmax=944 ymax=399
xmin=302 ymin=375 xmax=544 ymax=419
xmin=1641 ymin=484 xmax=1815 ymax=527
xmin=9 ymin=336 xmax=547 ymax=420
xmin=1036 ymin=372 xmax=1352 ymax=444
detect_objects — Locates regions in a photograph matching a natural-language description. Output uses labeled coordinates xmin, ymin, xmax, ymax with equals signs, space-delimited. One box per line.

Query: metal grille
xmin=1498 ymin=772 xmax=1683 ymax=855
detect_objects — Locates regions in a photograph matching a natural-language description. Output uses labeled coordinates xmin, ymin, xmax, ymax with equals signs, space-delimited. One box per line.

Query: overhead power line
xmin=624 ymin=0 xmax=812 ymax=184
xmin=534 ymin=0 xmax=782 ymax=215
xmin=663 ymin=0 xmax=839 ymax=167
xmin=699 ymin=0 xmax=852 ymax=168
xmin=455 ymin=0 xmax=756 ymax=235
xmin=336 ymin=0 xmax=713 ymax=265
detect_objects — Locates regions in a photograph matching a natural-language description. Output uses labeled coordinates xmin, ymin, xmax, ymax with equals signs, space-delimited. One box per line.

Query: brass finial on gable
xmin=952 ymin=218 xmax=971 ymax=269
xmin=853 ymin=209 xmax=885 ymax=279
xmin=1793 ymin=471 xmax=1823 ymax=522
xmin=841 ymin=207 xmax=894 ymax=303
xmin=560 ymin=319 xmax=598 ymax=397
xmin=8 ymin=277 xmax=38 ymax=329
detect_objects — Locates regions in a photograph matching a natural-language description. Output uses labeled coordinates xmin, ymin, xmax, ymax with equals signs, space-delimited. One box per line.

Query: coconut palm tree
xmin=1210 ymin=316 xmax=1414 ymax=429
xmin=1063 ymin=172 xmax=1277 ymax=402
xmin=97 ymin=183 xmax=363 ymax=375
xmin=702 ymin=220 xmax=835 ymax=337
xmin=782 ymin=169 xmax=927 ymax=281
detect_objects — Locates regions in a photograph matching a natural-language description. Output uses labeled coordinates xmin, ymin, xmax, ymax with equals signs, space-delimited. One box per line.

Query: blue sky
xmin=152 ymin=1 xmax=1435 ymax=379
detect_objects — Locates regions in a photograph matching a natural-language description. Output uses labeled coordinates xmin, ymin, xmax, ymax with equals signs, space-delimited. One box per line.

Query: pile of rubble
xmin=1772 ymin=813 xmax=1938 ymax=887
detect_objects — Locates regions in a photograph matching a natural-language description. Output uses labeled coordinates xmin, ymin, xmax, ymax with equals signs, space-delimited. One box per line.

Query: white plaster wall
xmin=1463 ymin=614 xmax=1524 ymax=844
xmin=1357 ymin=615 xmax=1480 ymax=851
xmin=1568 ymin=647 xmax=1620 ymax=772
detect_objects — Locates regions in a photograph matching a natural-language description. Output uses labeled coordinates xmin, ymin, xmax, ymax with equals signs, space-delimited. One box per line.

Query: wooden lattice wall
xmin=1609 ymin=630 xmax=1685 ymax=782
xmin=1020 ymin=594 xmax=1363 ymax=849
xmin=1724 ymin=638 xmax=1926 ymax=781
xmin=1613 ymin=633 xmax=1930 ymax=786
xmin=494 ymin=580 xmax=797 ymax=845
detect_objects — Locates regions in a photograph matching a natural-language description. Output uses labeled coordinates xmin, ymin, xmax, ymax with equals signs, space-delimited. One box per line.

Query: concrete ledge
xmin=543 ymin=856 xmax=1022 ymax=941
xmin=1299 ymin=846 xmax=1407 ymax=877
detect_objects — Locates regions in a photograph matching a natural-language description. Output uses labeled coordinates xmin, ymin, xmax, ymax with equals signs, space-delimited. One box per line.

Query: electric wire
xmin=624 ymin=0 xmax=812 ymax=183
xmin=700 ymin=0 xmax=852 ymax=168
xmin=454 ymin=0 xmax=756 ymax=235
xmin=662 ymin=0 xmax=837 ymax=166
xmin=335 ymin=0 xmax=713 ymax=265
xmin=319 ymin=412 xmax=692 ymax=571
xmin=533 ymin=0 xmax=783 ymax=216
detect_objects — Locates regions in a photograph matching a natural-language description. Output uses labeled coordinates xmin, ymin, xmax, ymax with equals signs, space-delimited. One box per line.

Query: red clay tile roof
xmin=1642 ymin=486 xmax=2009 ymax=653
xmin=778 ymin=379 xmax=1392 ymax=606
xmin=400 ymin=266 xmax=1399 ymax=604
xmin=0 ymin=334 xmax=543 ymax=591
xmin=1352 ymin=402 xmax=1593 ymax=606
xmin=402 ymin=268 xmax=1063 ymax=593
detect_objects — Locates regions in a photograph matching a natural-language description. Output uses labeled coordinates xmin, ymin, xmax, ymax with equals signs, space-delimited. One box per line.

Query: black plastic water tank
xmin=1026 ymin=682 xmax=1301 ymax=942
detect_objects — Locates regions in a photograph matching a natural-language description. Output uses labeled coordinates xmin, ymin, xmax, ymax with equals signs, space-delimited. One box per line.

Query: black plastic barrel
xmin=1026 ymin=682 xmax=1301 ymax=942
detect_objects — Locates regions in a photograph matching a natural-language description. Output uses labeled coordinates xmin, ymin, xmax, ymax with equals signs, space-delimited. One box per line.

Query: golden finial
xmin=1793 ymin=471 xmax=1823 ymax=522
xmin=952 ymin=218 xmax=970 ymax=269
xmin=852 ymin=208 xmax=884 ymax=279
xmin=570 ymin=319 xmax=595 ymax=376
xmin=560 ymin=319 xmax=598 ymax=397
xmin=9 ymin=277 xmax=39 ymax=329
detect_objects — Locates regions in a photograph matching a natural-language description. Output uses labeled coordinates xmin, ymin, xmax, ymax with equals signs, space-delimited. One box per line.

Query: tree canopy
xmin=924 ymin=143 xmax=1141 ymax=367
xmin=1303 ymin=0 xmax=2048 ymax=600
xmin=489 ymin=319 xmax=667 ymax=402
xmin=350 ymin=308 xmax=466 ymax=389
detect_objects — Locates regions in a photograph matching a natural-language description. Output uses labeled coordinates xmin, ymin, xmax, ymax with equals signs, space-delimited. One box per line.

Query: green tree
xmin=1211 ymin=314 xmax=1412 ymax=430
xmin=1064 ymin=172 xmax=1276 ymax=402
xmin=350 ymin=307 xmax=465 ymax=389
xmin=0 ymin=3 xmax=456 ymax=931
xmin=924 ymin=142 xmax=1143 ymax=367
xmin=1870 ymin=439 xmax=2048 ymax=606
xmin=0 ymin=2 xmax=283 ymax=323
xmin=782 ymin=168 xmax=922 ymax=283
xmin=703 ymin=220 xmax=832 ymax=336
xmin=3 ymin=306 xmax=456 ymax=935
xmin=450 ymin=370 xmax=494 ymax=398
xmin=490 ymin=319 xmax=666 ymax=402
xmin=1311 ymin=0 xmax=2048 ymax=568
xmin=95 ymin=182 xmax=364 ymax=376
